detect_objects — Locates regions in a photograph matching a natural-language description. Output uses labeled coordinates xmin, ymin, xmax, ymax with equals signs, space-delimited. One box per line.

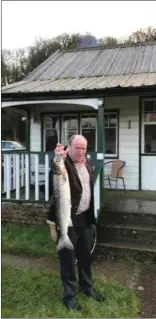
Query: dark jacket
xmin=47 ymin=154 xmax=96 ymax=227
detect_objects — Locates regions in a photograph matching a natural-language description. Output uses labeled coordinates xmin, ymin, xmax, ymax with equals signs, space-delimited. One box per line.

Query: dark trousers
xmin=58 ymin=211 xmax=93 ymax=300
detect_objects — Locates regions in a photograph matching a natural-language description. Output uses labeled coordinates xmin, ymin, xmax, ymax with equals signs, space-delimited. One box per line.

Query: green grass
xmin=2 ymin=222 xmax=57 ymax=257
xmin=2 ymin=264 xmax=140 ymax=318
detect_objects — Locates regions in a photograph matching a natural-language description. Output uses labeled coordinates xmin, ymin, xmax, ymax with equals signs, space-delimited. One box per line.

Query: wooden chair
xmin=104 ymin=160 xmax=126 ymax=192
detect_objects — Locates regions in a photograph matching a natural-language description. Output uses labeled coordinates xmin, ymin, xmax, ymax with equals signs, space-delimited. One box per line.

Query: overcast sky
xmin=2 ymin=0 xmax=156 ymax=50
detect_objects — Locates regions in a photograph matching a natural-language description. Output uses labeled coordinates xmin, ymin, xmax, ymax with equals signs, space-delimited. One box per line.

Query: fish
xmin=52 ymin=155 xmax=74 ymax=252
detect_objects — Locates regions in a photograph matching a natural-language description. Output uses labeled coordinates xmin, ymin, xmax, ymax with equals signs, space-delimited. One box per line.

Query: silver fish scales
xmin=52 ymin=155 xmax=74 ymax=252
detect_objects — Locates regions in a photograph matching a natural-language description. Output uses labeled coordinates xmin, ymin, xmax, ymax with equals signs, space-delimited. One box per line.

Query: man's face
xmin=69 ymin=136 xmax=87 ymax=163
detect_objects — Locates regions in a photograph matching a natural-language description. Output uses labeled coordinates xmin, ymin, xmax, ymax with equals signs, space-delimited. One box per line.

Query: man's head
xmin=68 ymin=135 xmax=87 ymax=163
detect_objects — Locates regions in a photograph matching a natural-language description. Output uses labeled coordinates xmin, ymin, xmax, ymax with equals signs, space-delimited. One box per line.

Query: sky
xmin=2 ymin=0 xmax=156 ymax=50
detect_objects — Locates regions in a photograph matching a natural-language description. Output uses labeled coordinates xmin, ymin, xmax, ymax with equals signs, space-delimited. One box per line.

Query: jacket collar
xmin=65 ymin=154 xmax=93 ymax=186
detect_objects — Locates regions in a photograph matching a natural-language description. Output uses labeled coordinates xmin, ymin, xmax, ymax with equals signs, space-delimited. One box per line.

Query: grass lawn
xmin=2 ymin=264 xmax=140 ymax=318
xmin=2 ymin=223 xmax=140 ymax=317
xmin=2 ymin=222 xmax=57 ymax=258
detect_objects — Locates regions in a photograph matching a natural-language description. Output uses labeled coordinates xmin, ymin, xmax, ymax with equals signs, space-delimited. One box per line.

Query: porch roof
xmin=2 ymin=41 xmax=156 ymax=95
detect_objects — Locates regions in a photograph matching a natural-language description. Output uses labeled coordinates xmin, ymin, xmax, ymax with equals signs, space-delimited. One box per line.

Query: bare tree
xmin=127 ymin=26 xmax=156 ymax=43
xmin=99 ymin=36 xmax=118 ymax=46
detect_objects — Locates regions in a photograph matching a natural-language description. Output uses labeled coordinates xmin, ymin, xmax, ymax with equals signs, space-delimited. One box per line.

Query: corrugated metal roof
xmin=2 ymin=42 xmax=156 ymax=94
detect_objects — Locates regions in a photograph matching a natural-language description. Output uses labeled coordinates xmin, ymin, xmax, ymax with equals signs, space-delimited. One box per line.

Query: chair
xmin=104 ymin=160 xmax=126 ymax=192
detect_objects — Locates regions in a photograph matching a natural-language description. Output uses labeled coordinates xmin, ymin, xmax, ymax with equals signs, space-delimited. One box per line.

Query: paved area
xmin=2 ymin=253 xmax=156 ymax=318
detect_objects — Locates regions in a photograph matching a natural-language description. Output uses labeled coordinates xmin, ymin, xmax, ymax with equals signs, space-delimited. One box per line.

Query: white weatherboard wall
xmin=30 ymin=111 xmax=42 ymax=184
xmin=104 ymin=96 xmax=139 ymax=190
xmin=30 ymin=111 xmax=41 ymax=152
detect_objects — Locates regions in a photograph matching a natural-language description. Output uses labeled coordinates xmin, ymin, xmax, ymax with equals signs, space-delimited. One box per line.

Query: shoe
xmin=82 ymin=289 xmax=105 ymax=302
xmin=62 ymin=297 xmax=82 ymax=311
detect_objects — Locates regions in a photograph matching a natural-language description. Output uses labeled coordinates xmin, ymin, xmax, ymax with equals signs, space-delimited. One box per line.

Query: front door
xmin=141 ymin=99 xmax=156 ymax=190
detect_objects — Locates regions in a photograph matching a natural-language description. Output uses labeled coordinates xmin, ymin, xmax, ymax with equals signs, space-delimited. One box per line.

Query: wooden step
xmin=98 ymin=210 xmax=156 ymax=226
xmin=105 ymin=223 xmax=156 ymax=231
xmin=96 ymin=241 xmax=156 ymax=253
xmin=97 ymin=222 xmax=156 ymax=245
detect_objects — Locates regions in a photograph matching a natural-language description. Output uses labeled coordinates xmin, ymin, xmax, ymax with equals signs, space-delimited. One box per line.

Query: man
xmin=47 ymin=134 xmax=104 ymax=311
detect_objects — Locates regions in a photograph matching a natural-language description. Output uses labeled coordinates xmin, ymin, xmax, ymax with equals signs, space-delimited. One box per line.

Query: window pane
xmin=7 ymin=142 xmax=15 ymax=149
xmin=105 ymin=128 xmax=116 ymax=154
xmin=81 ymin=116 xmax=96 ymax=151
xmin=144 ymin=125 xmax=156 ymax=153
xmin=144 ymin=101 xmax=156 ymax=122
xmin=104 ymin=115 xmax=108 ymax=127
xmin=109 ymin=114 xmax=117 ymax=127
xmin=62 ymin=115 xmax=78 ymax=146
xmin=45 ymin=116 xmax=59 ymax=151
xmin=104 ymin=113 xmax=117 ymax=127
xmin=144 ymin=101 xmax=155 ymax=112
xmin=144 ymin=113 xmax=156 ymax=122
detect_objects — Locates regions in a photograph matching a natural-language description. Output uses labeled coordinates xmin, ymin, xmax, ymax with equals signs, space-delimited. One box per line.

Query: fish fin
xmin=57 ymin=235 xmax=74 ymax=252
xmin=59 ymin=168 xmax=67 ymax=181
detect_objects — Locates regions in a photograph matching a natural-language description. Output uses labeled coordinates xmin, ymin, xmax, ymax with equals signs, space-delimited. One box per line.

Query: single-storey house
xmin=1 ymin=41 xmax=156 ymax=212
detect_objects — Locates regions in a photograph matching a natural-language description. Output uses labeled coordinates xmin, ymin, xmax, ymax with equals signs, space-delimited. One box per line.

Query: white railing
xmin=2 ymin=152 xmax=52 ymax=201
xmin=1 ymin=152 xmax=103 ymax=220
xmin=2 ymin=153 xmax=26 ymax=197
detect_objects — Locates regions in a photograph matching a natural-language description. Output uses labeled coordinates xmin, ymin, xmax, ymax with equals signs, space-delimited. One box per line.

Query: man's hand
xmin=48 ymin=222 xmax=58 ymax=243
xmin=54 ymin=143 xmax=68 ymax=159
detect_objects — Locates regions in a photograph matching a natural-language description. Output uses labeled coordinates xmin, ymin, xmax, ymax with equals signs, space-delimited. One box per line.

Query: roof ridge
xmin=62 ymin=40 xmax=156 ymax=53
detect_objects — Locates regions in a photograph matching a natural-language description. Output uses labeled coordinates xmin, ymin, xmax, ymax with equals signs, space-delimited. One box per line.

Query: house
xmin=1 ymin=41 xmax=156 ymax=214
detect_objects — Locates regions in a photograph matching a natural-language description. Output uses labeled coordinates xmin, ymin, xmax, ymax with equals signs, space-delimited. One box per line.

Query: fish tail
xmin=57 ymin=235 xmax=74 ymax=252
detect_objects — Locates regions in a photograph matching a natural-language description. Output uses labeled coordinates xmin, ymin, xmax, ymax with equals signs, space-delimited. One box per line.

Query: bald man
xmin=47 ymin=135 xmax=104 ymax=311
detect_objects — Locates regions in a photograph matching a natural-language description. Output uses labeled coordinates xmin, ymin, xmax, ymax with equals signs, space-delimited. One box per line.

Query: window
xmin=2 ymin=141 xmax=13 ymax=149
xmin=143 ymin=100 xmax=156 ymax=153
xmin=80 ymin=115 xmax=97 ymax=151
xmin=44 ymin=115 xmax=60 ymax=151
xmin=104 ymin=112 xmax=118 ymax=157
xmin=43 ymin=112 xmax=119 ymax=156
xmin=61 ymin=115 xmax=78 ymax=146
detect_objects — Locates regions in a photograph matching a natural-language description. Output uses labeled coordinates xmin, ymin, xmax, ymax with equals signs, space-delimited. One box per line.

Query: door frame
xmin=139 ymin=96 xmax=156 ymax=190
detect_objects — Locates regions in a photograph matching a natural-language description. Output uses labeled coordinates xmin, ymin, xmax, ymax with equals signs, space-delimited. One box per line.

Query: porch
xmin=2 ymin=151 xmax=156 ymax=203
xmin=1 ymin=150 xmax=104 ymax=220
xmin=2 ymin=150 xmax=156 ymax=253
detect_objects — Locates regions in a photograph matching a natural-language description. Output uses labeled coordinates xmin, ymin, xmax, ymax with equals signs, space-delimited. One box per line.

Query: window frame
xmin=43 ymin=114 xmax=60 ymax=151
xmin=104 ymin=110 xmax=119 ymax=159
xmin=80 ymin=113 xmax=97 ymax=152
xmin=141 ymin=98 xmax=156 ymax=154
xmin=42 ymin=110 xmax=119 ymax=157
xmin=61 ymin=114 xmax=79 ymax=146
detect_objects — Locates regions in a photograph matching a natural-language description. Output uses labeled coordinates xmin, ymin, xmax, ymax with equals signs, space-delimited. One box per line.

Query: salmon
xmin=52 ymin=155 xmax=74 ymax=252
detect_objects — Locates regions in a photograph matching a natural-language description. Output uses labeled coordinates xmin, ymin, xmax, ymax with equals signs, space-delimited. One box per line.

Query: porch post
xmin=97 ymin=98 xmax=105 ymax=217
